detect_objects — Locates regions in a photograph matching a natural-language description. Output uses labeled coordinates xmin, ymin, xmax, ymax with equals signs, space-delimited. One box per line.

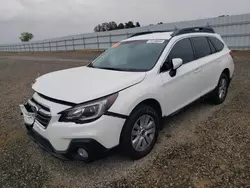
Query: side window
xmin=191 ymin=37 xmax=211 ymax=59
xmin=209 ymin=37 xmax=224 ymax=52
xmin=207 ymin=37 xmax=216 ymax=54
xmin=168 ymin=38 xmax=194 ymax=64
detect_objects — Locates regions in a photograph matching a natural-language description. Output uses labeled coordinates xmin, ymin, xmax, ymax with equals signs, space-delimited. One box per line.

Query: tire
xmin=209 ymin=73 xmax=229 ymax=105
xmin=120 ymin=104 xmax=160 ymax=160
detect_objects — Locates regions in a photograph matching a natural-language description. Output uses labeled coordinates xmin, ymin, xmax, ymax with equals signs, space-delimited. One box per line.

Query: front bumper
xmin=20 ymin=93 xmax=126 ymax=161
xmin=25 ymin=125 xmax=108 ymax=161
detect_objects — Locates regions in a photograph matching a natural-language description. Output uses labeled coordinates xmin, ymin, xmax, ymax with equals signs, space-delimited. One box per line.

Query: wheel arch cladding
xmin=222 ymin=68 xmax=230 ymax=79
xmin=222 ymin=68 xmax=231 ymax=84
xmin=119 ymin=98 xmax=162 ymax=146
xmin=130 ymin=98 xmax=163 ymax=118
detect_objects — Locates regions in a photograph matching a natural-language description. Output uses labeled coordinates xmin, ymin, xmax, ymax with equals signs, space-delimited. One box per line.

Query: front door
xmin=160 ymin=38 xmax=203 ymax=116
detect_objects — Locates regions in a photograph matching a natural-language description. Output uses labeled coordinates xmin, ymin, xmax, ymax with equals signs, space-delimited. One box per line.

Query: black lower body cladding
xmin=25 ymin=124 xmax=108 ymax=162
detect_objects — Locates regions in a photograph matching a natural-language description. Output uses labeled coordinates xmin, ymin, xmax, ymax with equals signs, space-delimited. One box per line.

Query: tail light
xmin=229 ymin=51 xmax=233 ymax=57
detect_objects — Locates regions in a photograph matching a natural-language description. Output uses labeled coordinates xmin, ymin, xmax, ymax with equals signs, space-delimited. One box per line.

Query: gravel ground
xmin=0 ymin=51 xmax=249 ymax=188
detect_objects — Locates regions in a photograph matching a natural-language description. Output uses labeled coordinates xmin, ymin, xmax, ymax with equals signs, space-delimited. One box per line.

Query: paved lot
xmin=0 ymin=51 xmax=249 ymax=188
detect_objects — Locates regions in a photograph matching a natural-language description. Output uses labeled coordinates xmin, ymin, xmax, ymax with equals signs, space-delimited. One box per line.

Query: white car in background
xmin=20 ymin=27 xmax=234 ymax=162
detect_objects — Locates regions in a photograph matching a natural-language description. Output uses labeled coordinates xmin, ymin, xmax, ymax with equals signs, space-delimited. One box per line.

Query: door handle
xmin=194 ymin=68 xmax=201 ymax=74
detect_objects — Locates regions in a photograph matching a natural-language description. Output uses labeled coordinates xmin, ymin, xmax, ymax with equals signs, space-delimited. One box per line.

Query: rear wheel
xmin=120 ymin=104 xmax=160 ymax=159
xmin=210 ymin=73 xmax=229 ymax=104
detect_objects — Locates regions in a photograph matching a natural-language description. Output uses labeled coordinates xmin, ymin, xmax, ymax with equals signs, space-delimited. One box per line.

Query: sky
xmin=0 ymin=0 xmax=249 ymax=44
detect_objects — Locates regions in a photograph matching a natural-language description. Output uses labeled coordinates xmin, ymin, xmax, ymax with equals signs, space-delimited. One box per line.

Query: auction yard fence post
xmin=83 ymin=36 xmax=85 ymax=49
xmin=64 ymin=40 xmax=67 ymax=51
xmin=109 ymin=33 xmax=112 ymax=47
xmin=96 ymin=34 xmax=98 ymax=50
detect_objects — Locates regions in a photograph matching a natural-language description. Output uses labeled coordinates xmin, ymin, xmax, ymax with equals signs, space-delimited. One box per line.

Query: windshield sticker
xmin=147 ymin=39 xmax=165 ymax=44
xmin=112 ymin=42 xmax=121 ymax=48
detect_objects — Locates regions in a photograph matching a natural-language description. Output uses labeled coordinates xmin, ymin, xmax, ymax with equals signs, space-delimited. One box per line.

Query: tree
xmin=108 ymin=21 xmax=118 ymax=30
xmin=94 ymin=24 xmax=102 ymax=32
xmin=19 ymin=32 xmax=34 ymax=42
xmin=125 ymin=21 xmax=135 ymax=28
xmin=93 ymin=21 xmax=141 ymax=32
xmin=101 ymin=22 xmax=110 ymax=31
xmin=94 ymin=22 xmax=118 ymax=32
xmin=117 ymin=23 xmax=125 ymax=29
xmin=136 ymin=22 xmax=141 ymax=27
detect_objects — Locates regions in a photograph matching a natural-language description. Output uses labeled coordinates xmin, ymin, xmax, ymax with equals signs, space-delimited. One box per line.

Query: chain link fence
xmin=1 ymin=13 xmax=250 ymax=52
xmin=0 ymin=32 xmax=133 ymax=52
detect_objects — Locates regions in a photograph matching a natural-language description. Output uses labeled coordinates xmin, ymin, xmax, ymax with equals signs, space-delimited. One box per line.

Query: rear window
xmin=191 ymin=37 xmax=211 ymax=59
xmin=209 ymin=37 xmax=224 ymax=52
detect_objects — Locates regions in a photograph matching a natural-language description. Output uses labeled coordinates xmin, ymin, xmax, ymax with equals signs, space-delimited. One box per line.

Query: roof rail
xmin=171 ymin=27 xmax=215 ymax=37
xmin=128 ymin=27 xmax=214 ymax=39
xmin=129 ymin=30 xmax=172 ymax=38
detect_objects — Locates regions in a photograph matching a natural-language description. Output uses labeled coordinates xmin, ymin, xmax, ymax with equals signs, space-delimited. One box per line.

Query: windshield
xmin=89 ymin=40 xmax=168 ymax=72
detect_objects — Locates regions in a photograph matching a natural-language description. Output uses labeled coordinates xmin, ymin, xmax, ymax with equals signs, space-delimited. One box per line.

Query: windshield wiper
xmin=97 ymin=67 xmax=144 ymax=72
xmin=87 ymin=63 xmax=95 ymax=68
xmin=98 ymin=67 xmax=125 ymax=71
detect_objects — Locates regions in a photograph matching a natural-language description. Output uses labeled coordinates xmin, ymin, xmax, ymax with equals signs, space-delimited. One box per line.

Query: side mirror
xmin=172 ymin=58 xmax=183 ymax=70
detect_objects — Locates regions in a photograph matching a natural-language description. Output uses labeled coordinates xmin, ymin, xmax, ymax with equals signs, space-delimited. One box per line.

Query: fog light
xmin=77 ymin=148 xmax=88 ymax=159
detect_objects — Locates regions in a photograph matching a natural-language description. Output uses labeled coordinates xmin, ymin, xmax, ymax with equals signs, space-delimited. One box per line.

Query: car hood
xmin=32 ymin=66 xmax=146 ymax=104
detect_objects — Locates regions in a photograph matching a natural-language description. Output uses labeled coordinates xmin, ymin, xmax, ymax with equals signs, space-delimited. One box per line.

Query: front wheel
xmin=120 ymin=104 xmax=160 ymax=160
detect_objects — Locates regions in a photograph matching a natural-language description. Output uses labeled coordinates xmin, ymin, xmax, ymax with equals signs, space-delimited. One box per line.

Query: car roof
xmin=122 ymin=32 xmax=174 ymax=42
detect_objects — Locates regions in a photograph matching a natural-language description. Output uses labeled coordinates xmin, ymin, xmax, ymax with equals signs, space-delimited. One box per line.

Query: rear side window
xmin=191 ymin=37 xmax=211 ymax=59
xmin=209 ymin=37 xmax=224 ymax=52
xmin=168 ymin=38 xmax=194 ymax=64
xmin=207 ymin=38 xmax=216 ymax=54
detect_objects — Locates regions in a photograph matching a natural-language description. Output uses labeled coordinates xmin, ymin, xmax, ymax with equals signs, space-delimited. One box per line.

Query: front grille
xmin=30 ymin=98 xmax=50 ymax=112
xmin=27 ymin=98 xmax=51 ymax=128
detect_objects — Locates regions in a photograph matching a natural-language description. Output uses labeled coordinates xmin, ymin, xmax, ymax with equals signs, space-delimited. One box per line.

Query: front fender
xmin=109 ymin=77 xmax=164 ymax=116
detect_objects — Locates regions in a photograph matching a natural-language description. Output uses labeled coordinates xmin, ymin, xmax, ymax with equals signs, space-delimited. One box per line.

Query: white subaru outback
xmin=20 ymin=27 xmax=234 ymax=162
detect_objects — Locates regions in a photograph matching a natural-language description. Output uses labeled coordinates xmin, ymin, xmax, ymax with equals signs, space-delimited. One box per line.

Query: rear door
xmin=190 ymin=36 xmax=216 ymax=95
xmin=207 ymin=36 xmax=228 ymax=89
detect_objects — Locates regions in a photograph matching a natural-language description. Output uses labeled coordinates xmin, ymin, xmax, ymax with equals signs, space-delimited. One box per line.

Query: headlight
xmin=59 ymin=93 xmax=118 ymax=123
